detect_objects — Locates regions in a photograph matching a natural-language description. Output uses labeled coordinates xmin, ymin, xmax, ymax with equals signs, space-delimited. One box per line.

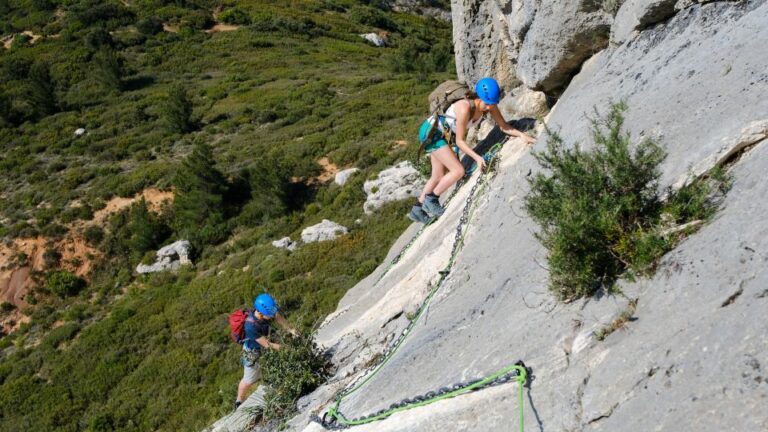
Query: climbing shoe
xmin=234 ymin=400 xmax=242 ymax=411
xmin=408 ymin=204 xmax=432 ymax=224
xmin=422 ymin=194 xmax=444 ymax=217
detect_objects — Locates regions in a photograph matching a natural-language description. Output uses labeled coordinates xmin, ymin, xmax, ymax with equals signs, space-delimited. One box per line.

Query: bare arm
xmin=256 ymin=336 xmax=281 ymax=350
xmin=454 ymin=100 xmax=484 ymax=162
xmin=274 ymin=313 xmax=298 ymax=337
xmin=489 ymin=106 xmax=536 ymax=144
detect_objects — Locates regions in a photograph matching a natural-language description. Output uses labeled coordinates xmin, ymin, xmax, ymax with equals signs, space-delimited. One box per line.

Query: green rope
xmin=320 ymin=142 xmax=527 ymax=430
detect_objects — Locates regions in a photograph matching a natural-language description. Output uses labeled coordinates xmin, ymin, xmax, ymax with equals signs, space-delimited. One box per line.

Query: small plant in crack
xmin=594 ymin=298 xmax=638 ymax=341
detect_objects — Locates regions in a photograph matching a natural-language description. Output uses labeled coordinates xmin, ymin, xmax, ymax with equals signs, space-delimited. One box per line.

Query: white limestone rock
xmin=363 ymin=161 xmax=425 ymax=214
xmin=136 ymin=240 xmax=192 ymax=274
xmin=360 ymin=33 xmax=386 ymax=47
xmin=301 ymin=220 xmax=348 ymax=243
xmin=271 ymin=236 xmax=298 ymax=251
xmin=335 ymin=168 xmax=360 ymax=186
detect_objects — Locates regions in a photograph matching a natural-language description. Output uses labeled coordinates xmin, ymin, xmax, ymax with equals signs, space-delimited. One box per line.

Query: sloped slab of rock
xmin=203 ymin=386 xmax=265 ymax=432
xmin=363 ymin=161 xmax=425 ymax=214
xmin=301 ymin=220 xmax=348 ymax=243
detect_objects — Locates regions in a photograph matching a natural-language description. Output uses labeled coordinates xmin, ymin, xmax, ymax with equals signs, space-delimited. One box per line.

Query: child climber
xmin=409 ymin=77 xmax=536 ymax=223
xmin=235 ymin=293 xmax=298 ymax=410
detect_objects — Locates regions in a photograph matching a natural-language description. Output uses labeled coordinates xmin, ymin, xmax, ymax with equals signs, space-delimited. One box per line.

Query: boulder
xmin=611 ymin=0 xmax=678 ymax=44
xmin=136 ymin=240 xmax=192 ymax=274
xmin=360 ymin=33 xmax=386 ymax=47
xmin=363 ymin=161 xmax=425 ymax=214
xmin=335 ymin=168 xmax=360 ymax=186
xmin=517 ymin=0 xmax=613 ymax=92
xmin=301 ymin=220 xmax=348 ymax=243
xmin=272 ymin=236 xmax=298 ymax=251
xmin=74 ymin=128 xmax=86 ymax=137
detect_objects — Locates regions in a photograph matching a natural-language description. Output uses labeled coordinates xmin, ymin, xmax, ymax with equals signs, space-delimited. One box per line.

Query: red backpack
xmin=228 ymin=309 xmax=252 ymax=344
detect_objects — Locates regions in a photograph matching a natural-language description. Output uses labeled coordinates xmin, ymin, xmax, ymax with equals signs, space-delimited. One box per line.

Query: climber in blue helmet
xmin=235 ymin=293 xmax=299 ymax=410
xmin=410 ymin=77 xmax=536 ymax=223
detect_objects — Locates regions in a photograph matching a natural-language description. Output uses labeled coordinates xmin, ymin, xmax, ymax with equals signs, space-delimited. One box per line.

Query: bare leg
xmin=237 ymin=379 xmax=252 ymax=402
xmin=431 ymin=147 xmax=465 ymax=196
xmin=419 ymin=154 xmax=446 ymax=202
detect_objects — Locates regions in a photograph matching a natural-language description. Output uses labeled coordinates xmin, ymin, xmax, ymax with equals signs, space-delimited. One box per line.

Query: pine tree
xmin=164 ymin=85 xmax=194 ymax=133
xmin=128 ymin=198 xmax=170 ymax=262
xmin=28 ymin=61 xmax=57 ymax=118
xmin=173 ymin=142 xmax=229 ymax=248
xmin=0 ymin=92 xmax=11 ymax=127
xmin=94 ymin=48 xmax=124 ymax=91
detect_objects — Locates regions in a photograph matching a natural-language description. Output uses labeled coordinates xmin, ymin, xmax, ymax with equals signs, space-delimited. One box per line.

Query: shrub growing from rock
xmin=526 ymin=103 xmax=727 ymax=300
xmin=257 ymin=333 xmax=331 ymax=422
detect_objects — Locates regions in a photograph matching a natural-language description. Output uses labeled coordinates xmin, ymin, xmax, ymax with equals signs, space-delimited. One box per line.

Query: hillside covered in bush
xmin=0 ymin=1 xmax=453 ymax=430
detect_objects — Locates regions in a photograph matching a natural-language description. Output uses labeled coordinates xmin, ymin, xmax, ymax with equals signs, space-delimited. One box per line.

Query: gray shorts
xmin=243 ymin=362 xmax=261 ymax=384
xmin=241 ymin=349 xmax=261 ymax=384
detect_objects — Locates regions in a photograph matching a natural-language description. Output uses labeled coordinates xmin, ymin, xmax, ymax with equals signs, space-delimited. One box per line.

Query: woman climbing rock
xmin=409 ymin=77 xmax=536 ymax=223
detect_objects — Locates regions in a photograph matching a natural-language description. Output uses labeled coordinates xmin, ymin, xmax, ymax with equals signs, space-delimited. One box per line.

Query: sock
xmin=427 ymin=192 xmax=440 ymax=199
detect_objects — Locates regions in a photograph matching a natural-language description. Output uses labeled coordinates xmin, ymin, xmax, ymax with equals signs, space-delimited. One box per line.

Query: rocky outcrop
xmin=611 ymin=0 xmax=678 ymax=43
xmin=516 ymin=0 xmax=613 ymax=92
xmin=272 ymin=236 xmax=298 ymax=251
xmin=136 ymin=240 xmax=192 ymax=274
xmin=335 ymin=168 xmax=360 ymax=186
xmin=301 ymin=220 xmax=348 ymax=243
xmin=452 ymin=0 xmax=613 ymax=93
xmin=363 ymin=162 xmax=425 ymax=214
xmin=360 ymin=33 xmax=386 ymax=47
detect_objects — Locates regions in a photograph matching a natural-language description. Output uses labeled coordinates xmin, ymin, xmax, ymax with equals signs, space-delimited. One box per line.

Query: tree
xmin=173 ymin=142 xmax=229 ymax=248
xmin=163 ymin=85 xmax=194 ymax=133
xmin=94 ymin=48 xmax=124 ymax=91
xmin=47 ymin=271 xmax=85 ymax=298
xmin=128 ymin=198 xmax=170 ymax=262
xmin=0 ymin=92 xmax=11 ymax=127
xmin=237 ymin=156 xmax=290 ymax=225
xmin=28 ymin=61 xmax=57 ymax=118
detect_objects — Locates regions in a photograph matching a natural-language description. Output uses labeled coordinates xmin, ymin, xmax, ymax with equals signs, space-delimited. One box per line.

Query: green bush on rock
xmin=256 ymin=333 xmax=331 ymax=423
xmin=526 ymin=103 xmax=728 ymax=301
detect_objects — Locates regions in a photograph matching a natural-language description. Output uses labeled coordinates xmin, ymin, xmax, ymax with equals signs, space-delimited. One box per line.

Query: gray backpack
xmin=421 ymin=81 xmax=476 ymax=155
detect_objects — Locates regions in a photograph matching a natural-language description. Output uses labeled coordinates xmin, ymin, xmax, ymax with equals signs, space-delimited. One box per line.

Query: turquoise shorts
xmin=419 ymin=119 xmax=458 ymax=155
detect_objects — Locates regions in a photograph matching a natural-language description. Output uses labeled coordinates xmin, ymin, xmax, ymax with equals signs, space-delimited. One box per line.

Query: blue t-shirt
xmin=243 ymin=311 xmax=271 ymax=352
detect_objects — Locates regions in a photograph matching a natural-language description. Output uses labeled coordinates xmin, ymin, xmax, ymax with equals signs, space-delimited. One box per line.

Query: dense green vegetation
xmin=525 ymin=103 xmax=729 ymax=301
xmin=256 ymin=333 xmax=331 ymax=423
xmin=0 ymin=1 xmax=453 ymax=430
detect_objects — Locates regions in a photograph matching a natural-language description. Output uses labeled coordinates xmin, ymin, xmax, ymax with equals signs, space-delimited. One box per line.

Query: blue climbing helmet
xmin=253 ymin=293 xmax=278 ymax=318
xmin=475 ymin=77 xmax=501 ymax=105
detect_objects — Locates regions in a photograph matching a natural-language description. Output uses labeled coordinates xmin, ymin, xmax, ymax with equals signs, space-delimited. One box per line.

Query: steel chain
xmin=316 ymin=142 xmax=514 ymax=430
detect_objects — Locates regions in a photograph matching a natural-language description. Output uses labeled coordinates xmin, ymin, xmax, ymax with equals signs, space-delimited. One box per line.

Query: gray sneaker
xmin=408 ymin=205 xmax=431 ymax=224
xmin=422 ymin=194 xmax=444 ymax=217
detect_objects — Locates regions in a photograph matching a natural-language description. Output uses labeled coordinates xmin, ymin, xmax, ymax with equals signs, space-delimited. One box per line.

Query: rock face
xmin=334 ymin=168 xmax=360 ymax=186
xmin=271 ymin=236 xmax=297 ymax=251
xmin=209 ymin=2 xmax=768 ymax=431
xmin=452 ymin=0 xmax=612 ymax=93
xmin=360 ymin=33 xmax=387 ymax=47
xmin=611 ymin=0 xmax=678 ymax=43
xmin=517 ymin=0 xmax=613 ymax=91
xmin=363 ymin=161 xmax=425 ymax=214
xmin=301 ymin=220 xmax=348 ymax=243
xmin=135 ymin=240 xmax=192 ymax=274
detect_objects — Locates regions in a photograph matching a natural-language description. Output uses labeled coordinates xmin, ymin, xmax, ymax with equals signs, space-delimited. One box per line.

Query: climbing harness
xmin=315 ymin=141 xmax=529 ymax=430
